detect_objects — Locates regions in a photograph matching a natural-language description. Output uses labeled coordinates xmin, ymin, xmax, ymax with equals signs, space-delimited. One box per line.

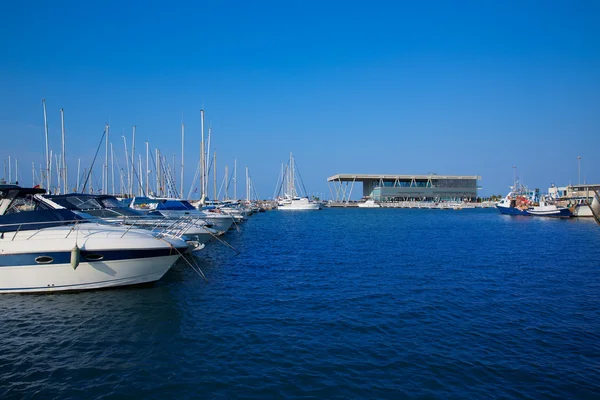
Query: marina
xmin=1 ymin=1 xmax=598 ymax=398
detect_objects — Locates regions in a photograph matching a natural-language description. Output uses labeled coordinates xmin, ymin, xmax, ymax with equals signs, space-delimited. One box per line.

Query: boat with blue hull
xmin=496 ymin=186 xmax=571 ymax=218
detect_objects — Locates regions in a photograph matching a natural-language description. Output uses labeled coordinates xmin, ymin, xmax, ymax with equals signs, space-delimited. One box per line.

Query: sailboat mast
xmin=76 ymin=158 xmax=80 ymax=192
xmin=32 ymin=161 xmax=35 ymax=187
xmin=234 ymin=158 xmax=237 ymax=200
xmin=60 ymin=108 xmax=66 ymax=193
xmin=213 ymin=152 xmax=217 ymax=201
xmin=105 ymin=124 xmax=109 ymax=195
xmin=245 ymin=166 xmax=249 ymax=201
xmin=42 ymin=99 xmax=50 ymax=193
xmin=200 ymin=109 xmax=205 ymax=201
xmin=131 ymin=126 xmax=136 ymax=197
xmin=122 ymin=135 xmax=129 ymax=195
xmin=155 ymin=149 xmax=160 ymax=197
xmin=225 ymin=165 xmax=229 ymax=200
xmin=145 ymin=142 xmax=149 ymax=196
xmin=181 ymin=122 xmax=184 ymax=198
xmin=111 ymin=142 xmax=115 ymax=195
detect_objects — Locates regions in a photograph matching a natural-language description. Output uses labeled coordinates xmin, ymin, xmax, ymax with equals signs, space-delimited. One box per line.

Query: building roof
xmin=327 ymin=174 xmax=481 ymax=182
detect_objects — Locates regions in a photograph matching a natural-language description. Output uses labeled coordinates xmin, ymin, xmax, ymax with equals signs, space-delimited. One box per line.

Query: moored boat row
xmin=0 ymin=184 xmax=266 ymax=294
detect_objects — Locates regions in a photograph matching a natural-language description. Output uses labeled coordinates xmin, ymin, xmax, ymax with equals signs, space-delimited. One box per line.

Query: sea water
xmin=1 ymin=208 xmax=599 ymax=399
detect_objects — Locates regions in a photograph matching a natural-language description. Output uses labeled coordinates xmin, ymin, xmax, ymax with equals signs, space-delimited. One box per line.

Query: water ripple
xmin=1 ymin=209 xmax=600 ymax=399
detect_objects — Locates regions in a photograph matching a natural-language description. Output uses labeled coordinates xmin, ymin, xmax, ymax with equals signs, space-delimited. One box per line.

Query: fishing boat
xmin=275 ymin=153 xmax=321 ymax=211
xmin=0 ymin=185 xmax=188 ymax=293
xmin=497 ymin=186 xmax=570 ymax=218
xmin=525 ymin=198 xmax=571 ymax=218
xmin=495 ymin=186 xmax=532 ymax=216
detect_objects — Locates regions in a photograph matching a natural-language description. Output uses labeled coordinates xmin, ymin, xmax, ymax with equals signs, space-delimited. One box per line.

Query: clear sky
xmin=1 ymin=0 xmax=599 ymax=199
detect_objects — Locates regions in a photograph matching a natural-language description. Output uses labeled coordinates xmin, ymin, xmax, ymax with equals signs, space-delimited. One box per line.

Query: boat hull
xmin=591 ymin=190 xmax=600 ymax=225
xmin=0 ymin=225 xmax=186 ymax=294
xmin=0 ymin=254 xmax=180 ymax=293
xmin=278 ymin=203 xmax=321 ymax=210
xmin=496 ymin=205 xmax=529 ymax=216
xmin=526 ymin=208 xmax=571 ymax=218
xmin=572 ymin=204 xmax=593 ymax=217
xmin=357 ymin=200 xmax=380 ymax=208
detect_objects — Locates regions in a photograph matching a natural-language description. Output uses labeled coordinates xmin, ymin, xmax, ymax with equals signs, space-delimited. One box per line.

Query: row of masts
xmin=1 ymin=100 xmax=261 ymax=202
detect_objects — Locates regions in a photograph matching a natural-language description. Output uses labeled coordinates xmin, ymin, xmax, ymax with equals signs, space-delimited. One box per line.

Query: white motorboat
xmin=0 ymin=185 xmax=189 ymax=293
xmin=129 ymin=197 xmax=222 ymax=241
xmin=525 ymin=198 xmax=571 ymax=218
xmin=277 ymin=196 xmax=321 ymax=210
xmin=357 ymin=199 xmax=380 ymax=208
xmin=45 ymin=193 xmax=210 ymax=248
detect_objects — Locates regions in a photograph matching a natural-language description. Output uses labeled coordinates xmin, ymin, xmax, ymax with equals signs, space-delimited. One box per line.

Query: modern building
xmin=327 ymin=174 xmax=481 ymax=203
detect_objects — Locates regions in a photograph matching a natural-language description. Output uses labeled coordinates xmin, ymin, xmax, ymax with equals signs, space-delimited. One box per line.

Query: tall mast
xmin=234 ymin=158 xmax=237 ymax=200
xmin=76 ymin=158 xmax=81 ymax=192
xmin=60 ymin=108 xmax=66 ymax=193
xmin=42 ymin=99 xmax=50 ymax=193
xmin=131 ymin=126 xmax=136 ymax=197
xmin=181 ymin=122 xmax=184 ymax=198
xmin=172 ymin=153 xmax=176 ymax=198
xmin=155 ymin=149 xmax=160 ymax=197
xmin=105 ymin=123 xmax=109 ymax=195
xmin=225 ymin=165 xmax=229 ymax=200
xmin=213 ymin=152 xmax=217 ymax=201
xmin=8 ymin=156 xmax=11 ymax=183
xmin=110 ymin=142 xmax=115 ymax=195
xmin=246 ymin=166 xmax=249 ymax=201
xmin=32 ymin=162 xmax=35 ymax=187
xmin=138 ymin=155 xmax=143 ymax=196
xmin=200 ymin=109 xmax=205 ymax=202
xmin=145 ymin=141 xmax=149 ymax=196
xmin=122 ymin=135 xmax=129 ymax=195
xmin=206 ymin=127 xmax=211 ymax=198
xmin=290 ymin=152 xmax=295 ymax=197
xmin=15 ymin=159 xmax=18 ymax=185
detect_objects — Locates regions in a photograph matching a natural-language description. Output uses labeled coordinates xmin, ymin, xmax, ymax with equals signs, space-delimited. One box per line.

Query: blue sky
xmin=1 ymin=0 xmax=599 ymax=198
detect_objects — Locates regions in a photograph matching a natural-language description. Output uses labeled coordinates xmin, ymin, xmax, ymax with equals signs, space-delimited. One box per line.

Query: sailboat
xmin=275 ymin=153 xmax=321 ymax=211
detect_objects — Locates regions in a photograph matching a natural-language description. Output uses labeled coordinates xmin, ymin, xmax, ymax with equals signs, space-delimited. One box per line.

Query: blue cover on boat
xmin=0 ymin=209 xmax=87 ymax=233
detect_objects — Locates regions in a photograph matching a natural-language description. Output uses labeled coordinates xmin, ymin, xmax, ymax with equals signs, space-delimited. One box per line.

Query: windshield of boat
xmin=53 ymin=196 xmax=103 ymax=210
xmin=99 ymin=197 xmax=129 ymax=209
xmin=4 ymin=195 xmax=53 ymax=214
xmin=132 ymin=197 xmax=160 ymax=209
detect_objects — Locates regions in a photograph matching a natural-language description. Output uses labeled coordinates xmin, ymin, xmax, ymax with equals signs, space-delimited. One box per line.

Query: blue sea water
xmin=1 ymin=208 xmax=600 ymax=399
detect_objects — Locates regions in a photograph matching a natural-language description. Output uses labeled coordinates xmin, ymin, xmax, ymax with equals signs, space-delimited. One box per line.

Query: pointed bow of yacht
xmin=0 ymin=224 xmax=186 ymax=293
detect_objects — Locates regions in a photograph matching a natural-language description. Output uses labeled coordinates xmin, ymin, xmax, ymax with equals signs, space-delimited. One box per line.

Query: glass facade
xmin=368 ymin=177 xmax=478 ymax=202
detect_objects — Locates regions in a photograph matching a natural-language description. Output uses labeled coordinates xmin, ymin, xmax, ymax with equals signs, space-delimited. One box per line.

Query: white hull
xmin=0 ymin=255 xmax=179 ymax=293
xmin=277 ymin=199 xmax=321 ymax=210
xmin=199 ymin=212 xmax=235 ymax=232
xmin=0 ymin=225 xmax=184 ymax=293
xmin=591 ymin=191 xmax=600 ymax=224
xmin=572 ymin=203 xmax=593 ymax=218
xmin=357 ymin=200 xmax=380 ymax=208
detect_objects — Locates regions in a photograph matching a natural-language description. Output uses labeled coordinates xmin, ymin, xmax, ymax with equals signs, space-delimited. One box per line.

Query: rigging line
xmin=295 ymin=161 xmax=308 ymax=198
xmin=81 ymin=128 xmax=106 ymax=194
